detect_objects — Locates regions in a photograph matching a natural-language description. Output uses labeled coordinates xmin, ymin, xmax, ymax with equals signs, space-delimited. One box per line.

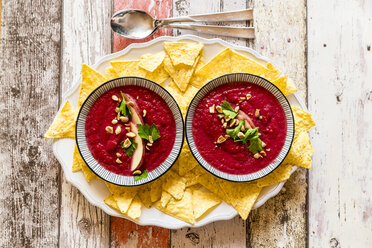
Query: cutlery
xmin=111 ymin=9 xmax=254 ymax=39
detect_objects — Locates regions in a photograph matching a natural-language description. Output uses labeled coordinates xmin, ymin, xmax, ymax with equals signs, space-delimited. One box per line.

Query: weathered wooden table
xmin=1 ymin=0 xmax=371 ymax=247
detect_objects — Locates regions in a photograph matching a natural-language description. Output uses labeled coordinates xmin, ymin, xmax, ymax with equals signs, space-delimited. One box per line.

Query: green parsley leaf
xmin=121 ymin=138 xmax=137 ymax=157
xmin=221 ymin=101 xmax=238 ymax=119
xmin=119 ymin=91 xmax=132 ymax=119
xmin=236 ymin=127 xmax=260 ymax=144
xmin=134 ymin=169 xmax=148 ymax=181
xmin=226 ymin=119 xmax=245 ymax=140
xmin=248 ymin=137 xmax=263 ymax=154
xmin=137 ymin=123 xmax=161 ymax=142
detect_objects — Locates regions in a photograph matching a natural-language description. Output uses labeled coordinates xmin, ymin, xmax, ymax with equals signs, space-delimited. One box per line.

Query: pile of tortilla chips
xmin=45 ymin=41 xmax=315 ymax=224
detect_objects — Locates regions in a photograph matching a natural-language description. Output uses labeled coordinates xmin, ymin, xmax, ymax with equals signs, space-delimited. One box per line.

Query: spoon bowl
xmin=111 ymin=10 xmax=159 ymax=39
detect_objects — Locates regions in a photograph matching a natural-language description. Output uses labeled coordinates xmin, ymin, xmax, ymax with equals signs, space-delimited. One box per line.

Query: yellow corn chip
xmin=105 ymin=182 xmax=140 ymax=195
xmin=113 ymin=191 xmax=138 ymax=214
xmin=154 ymin=188 xmax=194 ymax=224
xmin=271 ymin=75 xmax=297 ymax=95
xmin=163 ymin=42 xmax=203 ymax=66
xmin=192 ymin=189 xmax=221 ymax=220
xmin=137 ymin=185 xmax=153 ymax=208
xmin=230 ymin=50 xmax=268 ymax=76
xmin=72 ymin=145 xmax=82 ymax=172
xmin=178 ymin=144 xmax=198 ymax=176
xmin=163 ymin=55 xmax=200 ymax=92
xmin=264 ymin=63 xmax=282 ymax=82
xmin=104 ymin=66 xmax=119 ymax=80
xmin=80 ymin=162 xmax=98 ymax=182
xmin=150 ymin=178 xmax=163 ymax=202
xmin=145 ymin=65 xmax=169 ymax=85
xmin=104 ymin=195 xmax=120 ymax=211
xmin=139 ymin=51 xmax=165 ymax=72
xmin=196 ymin=48 xmax=232 ymax=80
xmin=78 ymin=64 xmax=107 ymax=107
xmin=292 ymin=106 xmax=316 ymax=137
xmin=162 ymin=170 xmax=187 ymax=200
xmin=127 ymin=196 xmax=142 ymax=220
xmin=185 ymin=165 xmax=206 ymax=187
xmin=198 ymin=173 xmax=229 ymax=201
xmin=71 ymin=143 xmax=97 ymax=181
xmin=111 ymin=60 xmax=147 ymax=78
xmin=190 ymin=55 xmax=207 ymax=88
xmin=219 ymin=181 xmax=262 ymax=220
xmin=44 ymin=100 xmax=76 ymax=139
xmin=160 ymin=190 xmax=172 ymax=208
xmin=256 ymin=163 xmax=293 ymax=187
xmin=284 ymin=132 xmax=314 ymax=169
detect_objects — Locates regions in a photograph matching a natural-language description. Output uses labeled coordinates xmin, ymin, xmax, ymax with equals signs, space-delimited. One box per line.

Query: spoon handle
xmin=161 ymin=9 xmax=253 ymax=24
xmin=161 ymin=24 xmax=255 ymax=39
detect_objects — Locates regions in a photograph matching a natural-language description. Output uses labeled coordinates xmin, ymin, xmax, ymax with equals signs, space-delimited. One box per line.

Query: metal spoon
xmin=111 ymin=9 xmax=254 ymax=39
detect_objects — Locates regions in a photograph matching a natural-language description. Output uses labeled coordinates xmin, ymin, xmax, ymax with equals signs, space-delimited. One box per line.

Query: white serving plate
xmin=53 ymin=35 xmax=307 ymax=229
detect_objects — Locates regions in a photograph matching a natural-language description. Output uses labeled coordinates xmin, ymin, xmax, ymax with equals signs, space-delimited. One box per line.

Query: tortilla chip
xmin=271 ymin=75 xmax=297 ymax=95
xmin=284 ymin=132 xmax=314 ymax=169
xmin=185 ymin=165 xmax=206 ymax=187
xmin=137 ymin=185 xmax=153 ymax=208
xmin=162 ymin=170 xmax=187 ymax=200
xmin=145 ymin=65 xmax=169 ymax=85
xmin=264 ymin=63 xmax=282 ymax=82
xmin=178 ymin=144 xmax=198 ymax=176
xmin=105 ymin=182 xmax=140 ymax=196
xmin=163 ymin=42 xmax=203 ymax=66
xmin=44 ymin=100 xmax=76 ymax=139
xmin=219 ymin=181 xmax=262 ymax=220
xmin=80 ymin=162 xmax=98 ymax=182
xmin=111 ymin=60 xmax=147 ymax=78
xmin=78 ymin=64 xmax=107 ymax=107
xmin=292 ymin=106 xmax=316 ymax=137
xmin=190 ymin=55 xmax=207 ymax=88
xmin=113 ymin=191 xmax=138 ymax=214
xmin=104 ymin=66 xmax=119 ymax=80
xmin=104 ymin=195 xmax=120 ymax=211
xmin=150 ymin=178 xmax=163 ymax=202
xmin=127 ymin=195 xmax=142 ymax=220
xmin=160 ymin=190 xmax=172 ymax=208
xmin=192 ymin=189 xmax=221 ymax=220
xmin=163 ymin=54 xmax=200 ymax=92
xmin=198 ymin=173 xmax=229 ymax=201
xmin=256 ymin=163 xmax=293 ymax=187
xmin=139 ymin=51 xmax=165 ymax=72
xmin=154 ymin=188 xmax=194 ymax=224
xmin=230 ymin=50 xmax=268 ymax=76
xmin=72 ymin=145 xmax=82 ymax=172
xmin=196 ymin=48 xmax=232 ymax=80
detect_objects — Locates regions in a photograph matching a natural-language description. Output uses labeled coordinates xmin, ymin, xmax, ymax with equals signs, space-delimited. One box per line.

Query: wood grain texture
xmin=246 ymin=0 xmax=308 ymax=247
xmin=0 ymin=0 xmax=62 ymax=247
xmin=59 ymin=0 xmax=112 ymax=247
xmin=113 ymin=0 xmax=172 ymax=52
xmin=110 ymin=0 xmax=171 ymax=247
xmin=308 ymin=0 xmax=372 ymax=247
xmin=111 ymin=218 xmax=170 ymax=248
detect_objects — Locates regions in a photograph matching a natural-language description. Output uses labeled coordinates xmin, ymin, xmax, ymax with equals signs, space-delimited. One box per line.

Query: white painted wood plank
xmin=0 ymin=0 xmax=62 ymax=247
xmin=59 ymin=1 xmax=112 ymax=247
xmin=308 ymin=0 xmax=372 ymax=247
xmin=246 ymin=0 xmax=308 ymax=247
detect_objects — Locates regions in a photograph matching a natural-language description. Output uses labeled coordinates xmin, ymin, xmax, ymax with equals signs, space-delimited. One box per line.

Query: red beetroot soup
xmin=85 ymin=85 xmax=176 ymax=176
xmin=192 ymin=82 xmax=287 ymax=175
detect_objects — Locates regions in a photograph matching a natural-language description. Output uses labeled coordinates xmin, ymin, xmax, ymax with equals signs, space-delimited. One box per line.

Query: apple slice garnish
xmin=237 ymin=110 xmax=255 ymax=129
xmin=123 ymin=94 xmax=145 ymax=172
